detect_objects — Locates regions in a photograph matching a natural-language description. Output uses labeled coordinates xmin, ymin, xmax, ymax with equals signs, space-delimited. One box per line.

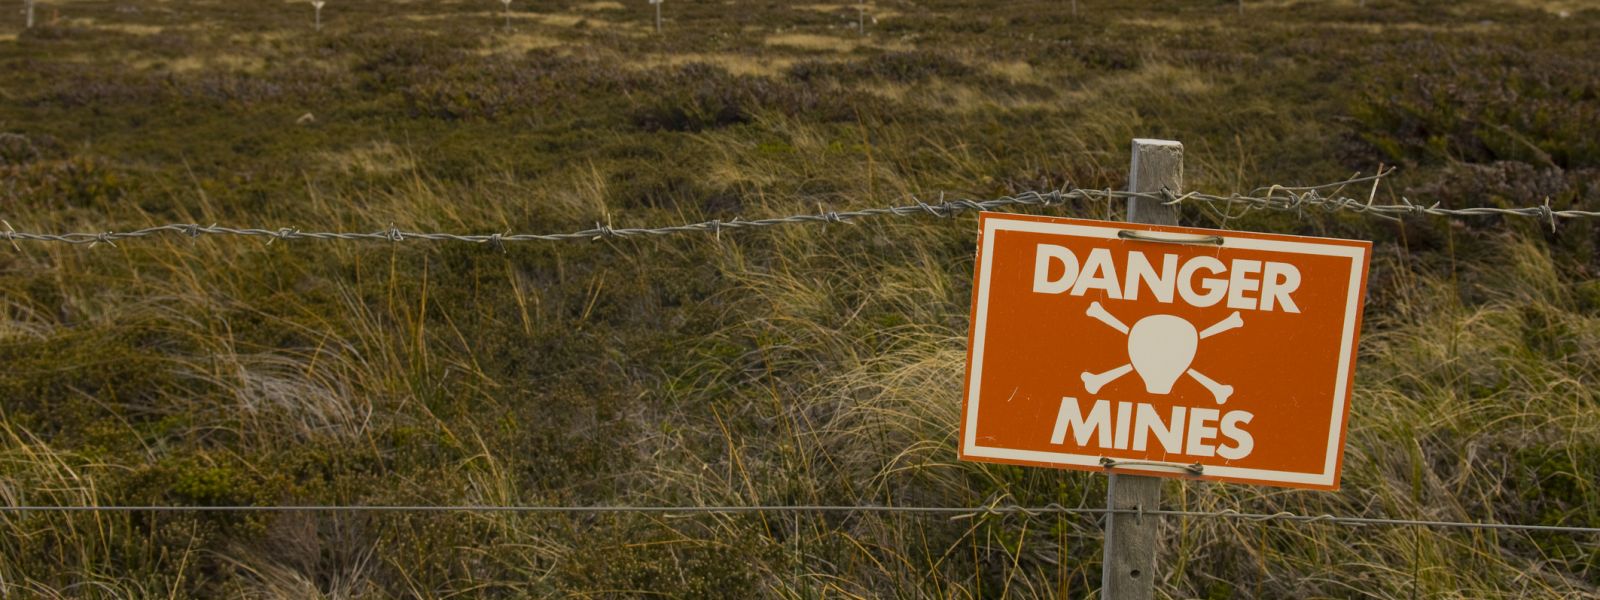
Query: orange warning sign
xmin=959 ymin=213 xmax=1371 ymax=490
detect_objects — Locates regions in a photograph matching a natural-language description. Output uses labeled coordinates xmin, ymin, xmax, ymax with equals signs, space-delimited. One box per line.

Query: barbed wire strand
xmin=5 ymin=171 xmax=1598 ymax=247
xmin=0 ymin=504 xmax=1595 ymax=534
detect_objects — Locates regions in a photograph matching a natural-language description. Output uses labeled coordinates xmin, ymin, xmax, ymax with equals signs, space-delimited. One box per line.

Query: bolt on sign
xmin=959 ymin=214 xmax=1371 ymax=490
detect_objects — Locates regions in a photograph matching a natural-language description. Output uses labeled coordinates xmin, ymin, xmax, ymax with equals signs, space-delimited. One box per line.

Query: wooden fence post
xmin=25 ymin=0 xmax=35 ymax=29
xmin=1101 ymin=138 xmax=1183 ymax=600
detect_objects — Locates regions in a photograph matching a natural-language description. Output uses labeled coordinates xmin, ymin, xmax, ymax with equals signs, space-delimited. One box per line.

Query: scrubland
xmin=0 ymin=0 xmax=1597 ymax=597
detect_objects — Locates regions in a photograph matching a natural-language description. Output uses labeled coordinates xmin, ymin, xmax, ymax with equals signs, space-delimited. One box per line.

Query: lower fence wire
xmin=0 ymin=504 xmax=1595 ymax=535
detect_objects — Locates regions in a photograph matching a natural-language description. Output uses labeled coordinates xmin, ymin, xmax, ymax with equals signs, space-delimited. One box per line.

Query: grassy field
xmin=1 ymin=0 xmax=1598 ymax=597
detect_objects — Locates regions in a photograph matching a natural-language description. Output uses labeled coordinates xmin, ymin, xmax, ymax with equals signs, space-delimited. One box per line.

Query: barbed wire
xmin=4 ymin=171 xmax=1596 ymax=248
xmin=1181 ymin=169 xmax=1600 ymax=229
xmin=4 ymin=188 xmax=1122 ymax=247
xmin=1 ymin=503 xmax=1595 ymax=534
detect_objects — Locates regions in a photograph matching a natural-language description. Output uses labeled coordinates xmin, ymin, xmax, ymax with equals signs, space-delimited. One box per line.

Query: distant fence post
xmin=1100 ymin=138 xmax=1183 ymax=600
xmin=25 ymin=0 xmax=35 ymax=28
xmin=651 ymin=0 xmax=662 ymax=33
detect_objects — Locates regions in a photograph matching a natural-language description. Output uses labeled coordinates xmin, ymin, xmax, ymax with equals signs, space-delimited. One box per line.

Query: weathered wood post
xmin=25 ymin=0 xmax=35 ymax=29
xmin=312 ymin=0 xmax=325 ymax=31
xmin=1101 ymin=138 xmax=1182 ymax=600
xmin=858 ymin=0 xmax=865 ymax=35
xmin=1072 ymin=0 xmax=1078 ymax=17
xmin=501 ymin=0 xmax=512 ymax=32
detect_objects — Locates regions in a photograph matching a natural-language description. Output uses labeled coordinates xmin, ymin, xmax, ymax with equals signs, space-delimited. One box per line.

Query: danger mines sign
xmin=958 ymin=214 xmax=1372 ymax=490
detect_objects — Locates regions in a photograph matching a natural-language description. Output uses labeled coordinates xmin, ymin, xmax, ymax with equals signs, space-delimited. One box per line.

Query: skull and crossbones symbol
xmin=1078 ymin=301 xmax=1242 ymax=405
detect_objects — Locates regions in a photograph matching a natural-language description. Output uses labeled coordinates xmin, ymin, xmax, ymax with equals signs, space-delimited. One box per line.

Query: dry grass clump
xmin=316 ymin=141 xmax=418 ymax=177
xmin=764 ymin=33 xmax=868 ymax=53
xmin=796 ymin=3 xmax=903 ymax=21
xmin=129 ymin=53 xmax=269 ymax=73
xmin=634 ymin=52 xmax=801 ymax=78
xmin=67 ymin=18 xmax=167 ymax=36
xmin=475 ymin=32 xmax=566 ymax=55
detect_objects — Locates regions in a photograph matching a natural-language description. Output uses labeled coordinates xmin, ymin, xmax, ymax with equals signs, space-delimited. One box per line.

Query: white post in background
xmin=312 ymin=0 xmax=325 ymax=31
xmin=651 ymin=0 xmax=661 ymax=33
xmin=500 ymin=0 xmax=512 ymax=32
xmin=25 ymin=0 xmax=35 ymax=29
xmin=1101 ymin=138 xmax=1183 ymax=600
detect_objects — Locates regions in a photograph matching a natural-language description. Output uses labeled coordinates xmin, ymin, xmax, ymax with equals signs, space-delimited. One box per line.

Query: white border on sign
xmin=962 ymin=217 xmax=1368 ymax=487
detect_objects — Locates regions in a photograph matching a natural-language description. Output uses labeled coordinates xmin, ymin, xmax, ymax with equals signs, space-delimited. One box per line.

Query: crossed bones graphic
xmin=1078 ymin=301 xmax=1243 ymax=405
